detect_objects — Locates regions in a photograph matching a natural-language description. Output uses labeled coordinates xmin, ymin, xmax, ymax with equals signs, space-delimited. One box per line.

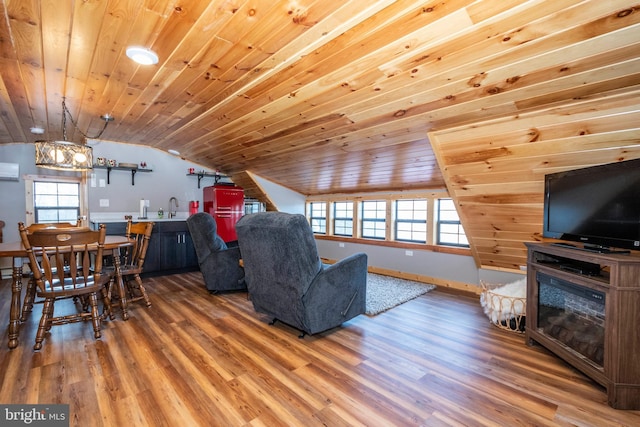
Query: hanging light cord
xmin=61 ymin=97 xmax=112 ymax=140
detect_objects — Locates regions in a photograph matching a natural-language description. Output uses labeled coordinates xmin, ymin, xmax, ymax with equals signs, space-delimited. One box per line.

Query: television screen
xmin=543 ymin=158 xmax=640 ymax=252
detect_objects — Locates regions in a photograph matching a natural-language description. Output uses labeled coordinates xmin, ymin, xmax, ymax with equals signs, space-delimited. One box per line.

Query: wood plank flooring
xmin=1 ymin=272 xmax=639 ymax=426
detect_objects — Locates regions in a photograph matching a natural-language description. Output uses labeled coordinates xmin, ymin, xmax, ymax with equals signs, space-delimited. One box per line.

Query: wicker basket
xmin=480 ymin=281 xmax=526 ymax=333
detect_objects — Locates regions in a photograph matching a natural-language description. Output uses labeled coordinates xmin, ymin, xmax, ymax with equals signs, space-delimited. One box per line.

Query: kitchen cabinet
xmin=154 ymin=221 xmax=198 ymax=273
xmin=99 ymin=220 xmax=198 ymax=275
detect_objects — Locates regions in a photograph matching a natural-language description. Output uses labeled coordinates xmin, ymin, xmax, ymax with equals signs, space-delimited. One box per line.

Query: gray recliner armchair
xmin=235 ymin=212 xmax=367 ymax=337
xmin=186 ymin=212 xmax=246 ymax=293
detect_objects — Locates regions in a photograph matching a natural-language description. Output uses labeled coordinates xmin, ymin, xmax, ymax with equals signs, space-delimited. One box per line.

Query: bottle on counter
xmin=158 ymin=208 xmax=164 ymax=218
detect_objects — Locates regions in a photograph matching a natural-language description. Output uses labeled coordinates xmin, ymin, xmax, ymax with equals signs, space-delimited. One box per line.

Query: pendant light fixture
xmin=34 ymin=98 xmax=114 ymax=171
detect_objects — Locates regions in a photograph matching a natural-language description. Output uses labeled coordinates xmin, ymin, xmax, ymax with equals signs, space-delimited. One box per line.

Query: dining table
xmin=0 ymin=234 xmax=134 ymax=349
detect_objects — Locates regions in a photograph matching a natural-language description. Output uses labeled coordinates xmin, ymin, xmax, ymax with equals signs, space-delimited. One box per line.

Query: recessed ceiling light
xmin=168 ymin=149 xmax=180 ymax=155
xmin=126 ymin=46 xmax=159 ymax=65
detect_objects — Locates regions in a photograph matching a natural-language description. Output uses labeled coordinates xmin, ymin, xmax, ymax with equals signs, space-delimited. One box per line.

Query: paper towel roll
xmin=140 ymin=199 xmax=146 ymax=218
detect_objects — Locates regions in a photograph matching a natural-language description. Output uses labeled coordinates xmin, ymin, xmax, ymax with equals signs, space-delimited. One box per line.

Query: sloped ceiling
xmin=1 ymin=0 xmax=640 ymax=270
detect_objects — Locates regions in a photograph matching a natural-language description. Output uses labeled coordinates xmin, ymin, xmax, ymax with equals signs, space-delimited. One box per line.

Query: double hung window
xmin=33 ymin=181 xmax=80 ymax=224
xmin=361 ymin=200 xmax=386 ymax=239
xmin=333 ymin=202 xmax=353 ymax=236
xmin=395 ymin=199 xmax=427 ymax=243
xmin=309 ymin=202 xmax=327 ymax=234
xmin=437 ymin=198 xmax=468 ymax=246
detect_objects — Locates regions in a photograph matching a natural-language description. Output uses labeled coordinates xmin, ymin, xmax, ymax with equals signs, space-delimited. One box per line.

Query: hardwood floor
xmin=1 ymin=272 xmax=638 ymax=426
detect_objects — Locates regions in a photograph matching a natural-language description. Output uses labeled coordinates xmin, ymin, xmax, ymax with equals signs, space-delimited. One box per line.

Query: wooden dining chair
xmin=18 ymin=222 xmax=112 ymax=350
xmin=20 ymin=222 xmax=82 ymax=321
xmin=105 ymin=220 xmax=154 ymax=314
xmin=0 ymin=220 xmax=9 ymax=279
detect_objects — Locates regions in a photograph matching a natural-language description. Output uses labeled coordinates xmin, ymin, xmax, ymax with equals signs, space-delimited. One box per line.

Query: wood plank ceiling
xmin=1 ymin=0 xmax=639 ymax=270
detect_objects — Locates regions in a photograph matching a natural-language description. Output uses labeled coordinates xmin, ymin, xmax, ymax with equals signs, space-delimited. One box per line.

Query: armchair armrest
xmin=302 ymin=253 xmax=367 ymax=334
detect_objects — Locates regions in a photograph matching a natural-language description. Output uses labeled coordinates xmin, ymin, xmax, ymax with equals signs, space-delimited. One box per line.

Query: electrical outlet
xmin=99 ymin=199 xmax=109 ymax=207
xmin=99 ymin=179 xmax=106 ymax=187
xmin=405 ymin=250 xmax=413 ymax=256
xmin=339 ymin=242 xmax=345 ymax=247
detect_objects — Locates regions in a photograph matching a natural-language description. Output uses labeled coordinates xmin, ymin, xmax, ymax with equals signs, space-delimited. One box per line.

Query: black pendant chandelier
xmin=35 ymin=98 xmax=114 ymax=171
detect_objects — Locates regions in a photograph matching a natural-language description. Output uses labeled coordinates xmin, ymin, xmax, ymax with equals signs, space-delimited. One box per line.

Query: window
xmin=437 ymin=198 xmax=468 ymax=247
xmin=33 ymin=181 xmax=80 ymax=224
xmin=333 ymin=201 xmax=353 ymax=236
xmin=244 ymin=199 xmax=265 ymax=214
xmin=309 ymin=202 xmax=327 ymax=234
xmin=395 ymin=199 xmax=427 ymax=243
xmin=361 ymin=200 xmax=386 ymax=239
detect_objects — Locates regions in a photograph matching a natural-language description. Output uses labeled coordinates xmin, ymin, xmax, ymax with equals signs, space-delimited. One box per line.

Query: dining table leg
xmin=8 ymin=258 xmax=23 ymax=349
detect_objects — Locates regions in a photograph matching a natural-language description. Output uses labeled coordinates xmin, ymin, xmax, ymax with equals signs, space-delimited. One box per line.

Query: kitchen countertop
xmin=90 ymin=212 xmax=190 ymax=223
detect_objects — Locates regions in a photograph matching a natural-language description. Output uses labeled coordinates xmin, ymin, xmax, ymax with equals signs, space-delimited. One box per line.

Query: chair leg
xmin=133 ymin=274 xmax=151 ymax=307
xmin=20 ymin=277 xmax=36 ymax=322
xmin=44 ymin=300 xmax=54 ymax=331
xmin=34 ymin=298 xmax=54 ymax=350
xmin=101 ymin=282 xmax=114 ymax=320
xmin=102 ymin=277 xmax=116 ymax=320
xmin=88 ymin=292 xmax=102 ymax=339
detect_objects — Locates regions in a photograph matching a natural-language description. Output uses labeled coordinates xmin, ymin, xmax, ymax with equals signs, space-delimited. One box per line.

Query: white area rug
xmin=366 ymin=273 xmax=436 ymax=315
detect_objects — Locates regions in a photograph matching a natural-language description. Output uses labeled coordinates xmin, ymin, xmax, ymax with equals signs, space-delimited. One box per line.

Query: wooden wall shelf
xmin=93 ymin=165 xmax=152 ymax=185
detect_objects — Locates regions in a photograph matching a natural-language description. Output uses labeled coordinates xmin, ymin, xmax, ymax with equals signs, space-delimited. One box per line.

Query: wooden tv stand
xmin=525 ymin=242 xmax=640 ymax=410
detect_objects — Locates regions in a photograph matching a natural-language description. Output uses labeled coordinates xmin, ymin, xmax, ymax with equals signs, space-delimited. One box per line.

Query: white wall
xmin=250 ymin=173 xmax=306 ymax=214
xmin=315 ymin=239 xmax=523 ymax=288
xmin=0 ymin=141 xmax=218 ymax=242
xmin=87 ymin=140 xmax=229 ymax=217
xmin=1 ymin=141 xmax=522 ymax=287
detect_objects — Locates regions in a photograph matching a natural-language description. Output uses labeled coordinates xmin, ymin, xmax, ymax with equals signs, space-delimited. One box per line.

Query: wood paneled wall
xmin=429 ymin=90 xmax=640 ymax=271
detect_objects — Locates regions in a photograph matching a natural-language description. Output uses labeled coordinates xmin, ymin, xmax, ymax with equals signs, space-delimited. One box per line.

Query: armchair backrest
xmin=187 ymin=212 xmax=227 ymax=262
xmin=235 ymin=212 xmax=322 ymax=298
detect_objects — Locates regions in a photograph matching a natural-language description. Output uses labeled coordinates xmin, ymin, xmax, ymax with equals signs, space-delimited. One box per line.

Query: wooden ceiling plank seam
xmin=40 ymin=0 xmax=73 ymax=141
xmin=196 ymin=3 xmax=640 ymax=157
xmin=345 ymin=25 xmax=640 ymax=125
xmin=5 ymin=0 xmax=48 ymax=131
xmin=435 ymin=107 xmax=640 ymax=157
xmin=167 ymin=1 xmax=479 ymax=145
xmin=354 ymin=5 xmax=640 ymax=124
xmin=125 ymin=0 xmax=214 ymax=89
xmin=444 ymin=139 xmax=640 ymax=177
xmin=120 ymin=1 xmax=251 ymax=138
xmin=133 ymin=0 xmax=324 ymax=145
xmin=431 ymin=87 xmax=640 ymax=143
xmin=0 ymin=0 xmax=17 ymax=60
xmin=443 ymin=127 xmax=640 ymax=166
xmin=62 ymin=0 xmax=111 ymax=141
xmin=0 ymin=60 xmax=27 ymax=141
xmin=154 ymin=0 xmax=401 ymax=142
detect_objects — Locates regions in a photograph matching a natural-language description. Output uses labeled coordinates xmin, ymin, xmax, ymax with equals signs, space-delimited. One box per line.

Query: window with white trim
xmin=361 ymin=200 xmax=386 ymax=239
xmin=33 ymin=181 xmax=81 ymax=224
xmin=395 ymin=199 xmax=427 ymax=243
xmin=437 ymin=198 xmax=468 ymax=247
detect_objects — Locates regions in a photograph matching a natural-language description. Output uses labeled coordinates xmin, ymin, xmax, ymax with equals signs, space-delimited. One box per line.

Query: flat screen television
xmin=543 ymin=158 xmax=640 ymax=253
